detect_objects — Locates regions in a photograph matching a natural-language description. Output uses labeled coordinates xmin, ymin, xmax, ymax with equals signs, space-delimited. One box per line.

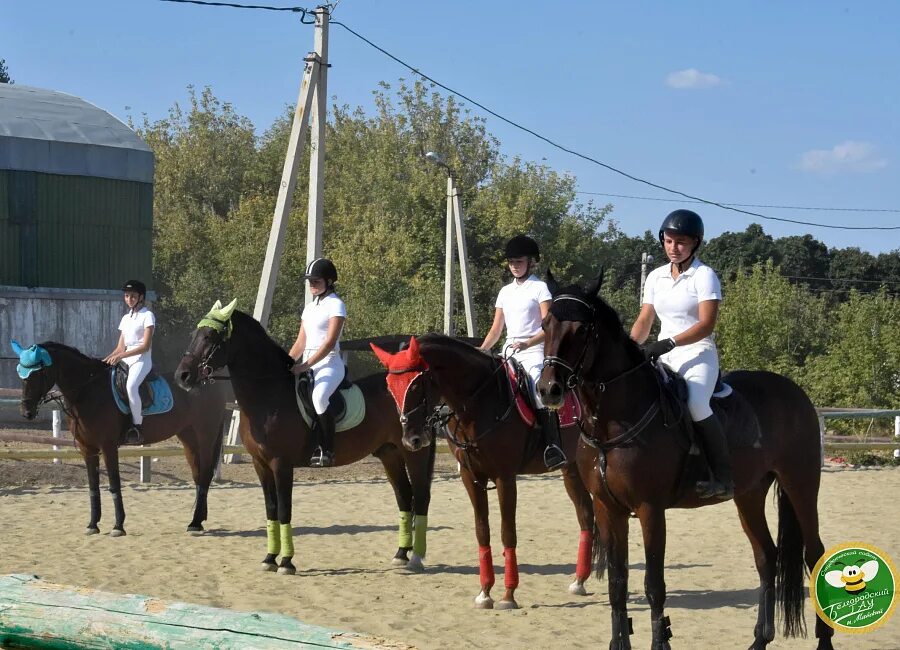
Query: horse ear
xmin=211 ymin=300 xmax=223 ymax=312
xmin=545 ymin=268 xmax=560 ymax=295
xmin=220 ymin=298 xmax=238 ymax=320
xmin=585 ymin=267 xmax=605 ymax=298
xmin=10 ymin=339 xmax=24 ymax=356
xmin=408 ymin=336 xmax=420 ymax=359
xmin=369 ymin=343 xmax=394 ymax=368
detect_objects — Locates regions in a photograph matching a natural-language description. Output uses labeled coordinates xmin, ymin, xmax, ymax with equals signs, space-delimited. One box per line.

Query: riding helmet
xmin=303 ymin=257 xmax=338 ymax=283
xmin=504 ymin=235 xmax=541 ymax=261
xmin=122 ymin=280 xmax=146 ymax=296
xmin=658 ymin=210 xmax=704 ymax=247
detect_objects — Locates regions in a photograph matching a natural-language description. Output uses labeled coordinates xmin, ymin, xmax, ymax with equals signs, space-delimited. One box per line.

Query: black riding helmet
xmin=658 ymin=210 xmax=704 ymax=250
xmin=505 ymin=235 xmax=541 ymax=261
xmin=303 ymin=257 xmax=338 ymax=283
xmin=122 ymin=280 xmax=146 ymax=296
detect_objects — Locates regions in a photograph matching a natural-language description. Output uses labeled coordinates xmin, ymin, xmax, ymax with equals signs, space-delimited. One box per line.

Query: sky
xmin=3 ymin=0 xmax=899 ymax=254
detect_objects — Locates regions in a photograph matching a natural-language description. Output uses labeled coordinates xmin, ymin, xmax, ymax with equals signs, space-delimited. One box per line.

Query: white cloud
xmin=797 ymin=140 xmax=888 ymax=174
xmin=665 ymin=68 xmax=723 ymax=89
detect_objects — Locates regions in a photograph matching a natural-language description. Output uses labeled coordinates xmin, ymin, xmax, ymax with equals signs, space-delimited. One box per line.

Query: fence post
xmin=894 ymin=415 xmax=900 ymax=460
xmin=140 ymin=447 xmax=151 ymax=483
xmin=818 ymin=414 xmax=826 ymax=467
xmin=51 ymin=409 xmax=61 ymax=464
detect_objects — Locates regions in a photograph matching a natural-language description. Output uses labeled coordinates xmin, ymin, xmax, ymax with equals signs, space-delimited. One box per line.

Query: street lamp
xmin=424 ymin=151 xmax=476 ymax=337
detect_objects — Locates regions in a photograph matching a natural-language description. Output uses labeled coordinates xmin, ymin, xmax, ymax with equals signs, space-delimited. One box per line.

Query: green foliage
xmin=0 ymin=58 xmax=12 ymax=84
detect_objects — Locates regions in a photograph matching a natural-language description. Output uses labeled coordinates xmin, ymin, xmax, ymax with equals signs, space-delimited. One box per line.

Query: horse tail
xmin=775 ymin=482 xmax=807 ymax=638
xmin=592 ymin=519 xmax=607 ymax=581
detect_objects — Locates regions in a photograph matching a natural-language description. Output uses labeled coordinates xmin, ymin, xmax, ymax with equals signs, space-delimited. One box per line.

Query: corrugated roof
xmin=0 ymin=84 xmax=154 ymax=183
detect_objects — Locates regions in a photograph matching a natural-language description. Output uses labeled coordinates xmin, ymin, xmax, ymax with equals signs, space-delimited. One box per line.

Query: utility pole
xmin=639 ymin=252 xmax=654 ymax=305
xmin=443 ymin=175 xmax=455 ymax=335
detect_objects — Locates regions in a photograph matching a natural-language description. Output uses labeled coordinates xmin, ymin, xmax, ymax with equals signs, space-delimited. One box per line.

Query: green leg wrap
xmin=266 ymin=520 xmax=280 ymax=555
xmin=279 ymin=522 xmax=294 ymax=558
xmin=413 ymin=514 xmax=427 ymax=558
xmin=398 ymin=511 xmax=413 ymax=549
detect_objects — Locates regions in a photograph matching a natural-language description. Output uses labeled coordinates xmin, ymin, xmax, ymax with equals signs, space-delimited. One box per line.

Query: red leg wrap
xmin=503 ymin=547 xmax=519 ymax=590
xmin=576 ymin=529 xmax=592 ymax=581
xmin=478 ymin=545 xmax=495 ymax=590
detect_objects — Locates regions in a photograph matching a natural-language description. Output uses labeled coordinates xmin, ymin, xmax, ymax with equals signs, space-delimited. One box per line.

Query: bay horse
xmin=371 ymin=334 xmax=595 ymax=610
xmin=175 ymin=302 xmax=436 ymax=575
xmin=537 ymin=273 xmax=833 ymax=650
xmin=16 ymin=341 xmax=227 ymax=536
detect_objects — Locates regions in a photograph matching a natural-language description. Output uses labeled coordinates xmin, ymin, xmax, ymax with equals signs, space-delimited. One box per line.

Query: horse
xmin=371 ymin=334 xmax=595 ymax=610
xmin=174 ymin=301 xmax=436 ymax=575
xmin=536 ymin=272 xmax=833 ymax=650
xmin=14 ymin=341 xmax=227 ymax=536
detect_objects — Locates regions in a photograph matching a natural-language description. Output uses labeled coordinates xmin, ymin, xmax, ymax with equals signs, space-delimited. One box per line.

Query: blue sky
xmin=4 ymin=1 xmax=898 ymax=253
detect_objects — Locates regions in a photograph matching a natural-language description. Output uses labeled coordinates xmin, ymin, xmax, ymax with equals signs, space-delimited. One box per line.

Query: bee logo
xmin=824 ymin=559 xmax=879 ymax=594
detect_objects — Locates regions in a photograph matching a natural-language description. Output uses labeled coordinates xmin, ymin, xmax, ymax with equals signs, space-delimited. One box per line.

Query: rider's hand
xmin=510 ymin=341 xmax=528 ymax=352
xmin=642 ymin=338 xmax=676 ymax=361
xmin=292 ymin=361 xmax=310 ymax=375
xmin=103 ymin=352 xmax=121 ymax=365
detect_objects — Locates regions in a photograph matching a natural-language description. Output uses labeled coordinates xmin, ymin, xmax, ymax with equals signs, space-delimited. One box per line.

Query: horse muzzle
xmin=20 ymin=402 xmax=37 ymax=420
xmin=537 ymin=377 xmax=565 ymax=409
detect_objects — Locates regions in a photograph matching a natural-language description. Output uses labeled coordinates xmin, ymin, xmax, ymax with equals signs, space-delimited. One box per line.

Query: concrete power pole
xmin=639 ymin=252 xmax=654 ymax=305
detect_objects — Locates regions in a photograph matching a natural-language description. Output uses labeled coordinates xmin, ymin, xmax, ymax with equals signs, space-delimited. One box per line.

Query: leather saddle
xmin=506 ymin=356 xmax=538 ymax=415
xmin=296 ymin=365 xmax=353 ymax=422
xmin=114 ymin=361 xmax=158 ymax=409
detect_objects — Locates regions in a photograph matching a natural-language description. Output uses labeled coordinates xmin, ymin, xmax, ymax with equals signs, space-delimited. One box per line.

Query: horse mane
xmin=416 ymin=333 xmax=495 ymax=372
xmin=230 ymin=309 xmax=296 ymax=369
xmin=553 ymin=284 xmax=645 ymax=363
xmin=39 ymin=341 xmax=108 ymax=370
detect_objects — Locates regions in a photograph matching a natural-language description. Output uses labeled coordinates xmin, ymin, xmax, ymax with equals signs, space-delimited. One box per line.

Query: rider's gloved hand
xmin=642 ymin=338 xmax=676 ymax=361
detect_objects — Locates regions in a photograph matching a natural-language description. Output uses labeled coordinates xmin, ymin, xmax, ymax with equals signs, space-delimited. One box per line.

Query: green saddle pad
xmin=295 ymin=380 xmax=366 ymax=432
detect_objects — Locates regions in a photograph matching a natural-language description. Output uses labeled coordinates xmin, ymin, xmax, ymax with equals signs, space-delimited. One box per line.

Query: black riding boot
xmin=122 ymin=422 xmax=144 ymax=446
xmin=310 ymin=410 xmax=335 ymax=468
xmin=694 ymin=414 xmax=734 ymax=499
xmin=536 ymin=408 xmax=567 ymax=470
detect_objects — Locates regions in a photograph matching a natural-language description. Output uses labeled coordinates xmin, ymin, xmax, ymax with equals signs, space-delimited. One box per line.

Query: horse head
xmin=538 ymin=268 xmax=634 ymax=408
xmin=176 ymin=299 xmax=237 ymax=391
xmin=11 ymin=340 xmax=58 ymax=419
xmin=371 ymin=337 xmax=433 ymax=452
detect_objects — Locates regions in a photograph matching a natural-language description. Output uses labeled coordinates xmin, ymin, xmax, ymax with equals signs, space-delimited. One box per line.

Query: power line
xmin=328 ymin=21 xmax=899 ymax=232
xmin=158 ymin=0 xmax=313 ymax=15
xmin=781 ymin=275 xmax=900 ymax=285
xmin=575 ymin=192 xmax=900 ymax=214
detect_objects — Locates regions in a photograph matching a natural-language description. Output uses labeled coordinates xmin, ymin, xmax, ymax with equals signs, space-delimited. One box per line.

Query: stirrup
xmin=543 ymin=444 xmax=567 ymax=470
xmin=122 ymin=425 xmax=144 ymax=446
xmin=310 ymin=447 xmax=334 ymax=468
xmin=696 ymin=479 xmax=734 ymax=500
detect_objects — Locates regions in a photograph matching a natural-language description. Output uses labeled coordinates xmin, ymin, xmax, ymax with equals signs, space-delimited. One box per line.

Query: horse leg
xmin=84 ymin=449 xmax=102 ymax=535
xmin=777 ymin=471 xmax=834 ymax=650
xmin=374 ymin=445 xmax=415 ymax=568
xmin=597 ymin=503 xmax=632 ymax=650
xmin=494 ymin=474 xmax=520 ymax=610
xmin=637 ymin=504 xmax=672 ymax=650
xmin=461 ymin=466 xmax=494 ymax=609
xmin=182 ymin=421 xmax=223 ymax=534
xmin=403 ymin=444 xmax=436 ymax=574
xmin=561 ymin=462 xmax=594 ymax=595
xmin=253 ymin=455 xmax=280 ymax=572
xmin=101 ymin=444 xmax=126 ymax=537
xmin=734 ymin=475 xmax=777 ymax=650
xmin=272 ymin=457 xmax=296 ymax=575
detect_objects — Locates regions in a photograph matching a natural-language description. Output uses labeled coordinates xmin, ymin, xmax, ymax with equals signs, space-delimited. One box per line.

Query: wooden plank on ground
xmin=0 ymin=574 xmax=376 ymax=649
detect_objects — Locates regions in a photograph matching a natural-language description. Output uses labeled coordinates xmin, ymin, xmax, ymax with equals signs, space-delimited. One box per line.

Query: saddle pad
xmin=504 ymin=361 xmax=582 ymax=429
xmin=111 ymin=369 xmax=174 ymax=416
xmin=295 ymin=378 xmax=366 ymax=433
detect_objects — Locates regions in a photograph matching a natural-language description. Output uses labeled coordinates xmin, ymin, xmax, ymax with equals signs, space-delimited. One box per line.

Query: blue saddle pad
xmin=111 ymin=369 xmax=175 ymax=417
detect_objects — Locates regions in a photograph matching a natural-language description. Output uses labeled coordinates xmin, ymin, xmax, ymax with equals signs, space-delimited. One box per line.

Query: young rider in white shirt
xmin=479 ymin=235 xmax=566 ymax=470
xmin=289 ymin=258 xmax=346 ymax=468
xmin=103 ymin=280 xmax=155 ymax=445
xmin=631 ymin=210 xmax=734 ymax=499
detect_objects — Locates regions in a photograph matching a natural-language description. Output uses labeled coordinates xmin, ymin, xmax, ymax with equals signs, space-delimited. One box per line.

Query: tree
xmin=0 ymin=59 xmax=12 ymax=84
xmin=702 ymin=223 xmax=778 ymax=280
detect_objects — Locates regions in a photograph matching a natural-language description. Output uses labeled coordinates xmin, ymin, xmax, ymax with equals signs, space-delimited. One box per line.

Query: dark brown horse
xmin=175 ymin=304 xmax=436 ymax=575
xmin=537 ymin=273 xmax=833 ymax=650
xmin=371 ymin=334 xmax=595 ymax=610
xmin=16 ymin=341 xmax=227 ymax=536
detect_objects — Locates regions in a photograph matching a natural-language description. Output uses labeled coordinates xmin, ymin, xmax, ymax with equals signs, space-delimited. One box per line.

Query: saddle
xmin=114 ymin=361 xmax=158 ymax=409
xmin=504 ymin=357 xmax=581 ymax=429
xmin=295 ymin=365 xmax=365 ymax=432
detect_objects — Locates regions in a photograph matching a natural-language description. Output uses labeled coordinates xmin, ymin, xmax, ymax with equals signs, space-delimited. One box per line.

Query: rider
xmin=289 ymin=258 xmax=346 ymax=468
xmin=103 ymin=280 xmax=155 ymax=445
xmin=479 ymin=235 xmax=566 ymax=470
xmin=630 ymin=210 xmax=734 ymax=499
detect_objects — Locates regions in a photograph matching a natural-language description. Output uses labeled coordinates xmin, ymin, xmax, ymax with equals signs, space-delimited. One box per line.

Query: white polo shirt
xmin=496 ymin=274 xmax=552 ymax=340
xmin=301 ymin=292 xmax=346 ymax=366
xmin=118 ymin=307 xmax=155 ymax=366
xmin=643 ymin=258 xmax=721 ymax=349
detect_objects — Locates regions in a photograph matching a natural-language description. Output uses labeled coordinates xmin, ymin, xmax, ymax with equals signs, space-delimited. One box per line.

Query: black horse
xmin=537 ymin=273 xmax=833 ymax=650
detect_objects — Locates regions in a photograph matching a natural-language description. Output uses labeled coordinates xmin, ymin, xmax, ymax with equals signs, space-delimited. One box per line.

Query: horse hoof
xmin=474 ymin=591 xmax=494 ymax=609
xmin=568 ymin=580 xmax=588 ymax=596
xmin=260 ymin=562 xmax=278 ymax=572
xmin=186 ymin=525 xmax=204 ymax=535
xmin=110 ymin=528 xmax=126 ymax=538
xmin=495 ymin=599 xmax=518 ymax=610
xmin=85 ymin=527 xmax=100 ymax=536
xmin=276 ymin=565 xmax=296 ymax=576
xmin=404 ymin=554 xmax=425 ymax=573
xmin=391 ymin=557 xmax=409 ymax=567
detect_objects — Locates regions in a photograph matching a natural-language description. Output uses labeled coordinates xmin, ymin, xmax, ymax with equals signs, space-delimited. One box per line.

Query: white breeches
xmin=125 ymin=358 xmax=152 ymax=425
xmin=660 ymin=344 xmax=718 ymax=421
xmin=508 ymin=342 xmax=545 ymax=409
xmin=308 ymin=355 xmax=345 ymax=415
